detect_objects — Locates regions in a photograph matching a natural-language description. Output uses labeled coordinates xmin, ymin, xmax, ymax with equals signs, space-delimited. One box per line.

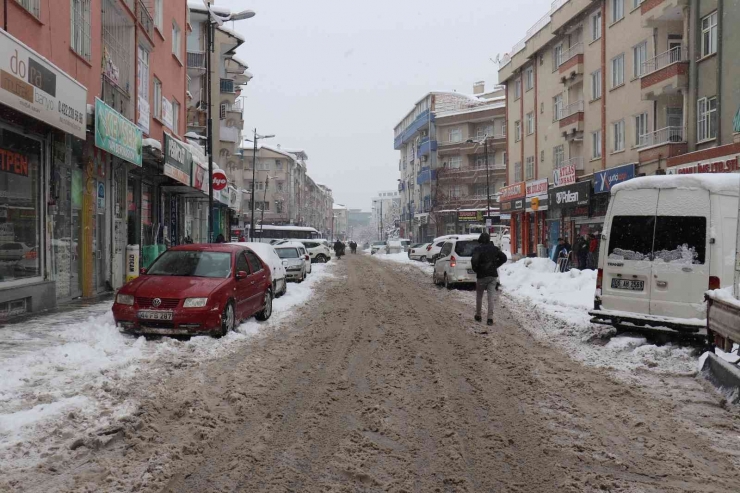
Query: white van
xmin=589 ymin=175 xmax=739 ymax=333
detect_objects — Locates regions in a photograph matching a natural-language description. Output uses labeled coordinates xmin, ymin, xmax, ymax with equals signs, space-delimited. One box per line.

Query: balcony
xmin=641 ymin=0 xmax=688 ymax=28
xmin=637 ymin=126 xmax=688 ymax=162
xmin=137 ymin=0 xmax=154 ymax=39
xmin=640 ymin=46 xmax=688 ymax=100
xmin=557 ymin=100 xmax=584 ymax=134
xmin=220 ymin=78 xmax=236 ymax=93
xmin=219 ymin=122 xmax=240 ymax=143
xmin=187 ymin=51 xmax=207 ymax=71
xmin=556 ymin=42 xmax=584 ymax=78
xmin=417 ymin=138 xmax=438 ymax=157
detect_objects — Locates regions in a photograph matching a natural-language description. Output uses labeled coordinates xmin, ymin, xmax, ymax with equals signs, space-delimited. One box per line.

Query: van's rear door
xmin=601 ymin=189 xmax=658 ymax=315
xmin=649 ymin=188 xmax=710 ymax=318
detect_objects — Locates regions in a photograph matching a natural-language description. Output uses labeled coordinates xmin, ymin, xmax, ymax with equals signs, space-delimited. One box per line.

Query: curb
xmin=701 ymin=353 xmax=740 ymax=404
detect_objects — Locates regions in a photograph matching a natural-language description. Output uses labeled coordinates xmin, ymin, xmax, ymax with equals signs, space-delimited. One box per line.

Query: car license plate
xmin=610 ymin=279 xmax=644 ymax=291
xmin=138 ymin=310 xmax=174 ymax=321
xmin=467 ymin=269 xmax=475 ymax=275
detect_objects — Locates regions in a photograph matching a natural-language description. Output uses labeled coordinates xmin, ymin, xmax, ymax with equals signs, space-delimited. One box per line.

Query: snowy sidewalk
xmin=0 ymin=263 xmax=336 ymax=474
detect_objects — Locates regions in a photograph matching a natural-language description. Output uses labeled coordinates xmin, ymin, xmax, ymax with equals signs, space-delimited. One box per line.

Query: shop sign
xmin=0 ymin=30 xmax=87 ymax=139
xmin=458 ymin=210 xmax=483 ymax=222
xmin=218 ymin=188 xmax=229 ymax=205
xmin=162 ymin=96 xmax=174 ymax=130
xmin=137 ymin=95 xmax=150 ymax=135
xmin=553 ymin=165 xmax=576 ymax=187
xmin=525 ymin=178 xmax=549 ymax=212
xmin=549 ymin=181 xmax=591 ymax=212
xmin=667 ymin=155 xmax=740 ymax=175
xmin=170 ymin=195 xmax=178 ymax=246
xmin=97 ymin=182 xmax=105 ymax=211
xmin=498 ymin=182 xmax=525 ymax=202
xmin=0 ymin=148 xmax=29 ymax=177
xmin=525 ymin=178 xmax=548 ymax=198
xmin=163 ymin=134 xmax=192 ymax=186
xmin=94 ymin=98 xmax=143 ymax=167
xmin=594 ymin=163 xmax=635 ymax=193
xmin=228 ymin=187 xmax=239 ymax=210
xmin=212 ymin=169 xmax=228 ymax=191
xmin=192 ymin=163 xmax=206 ymax=191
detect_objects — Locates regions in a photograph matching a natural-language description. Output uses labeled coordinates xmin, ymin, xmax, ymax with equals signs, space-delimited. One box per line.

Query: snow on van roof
xmin=611 ymin=174 xmax=740 ymax=195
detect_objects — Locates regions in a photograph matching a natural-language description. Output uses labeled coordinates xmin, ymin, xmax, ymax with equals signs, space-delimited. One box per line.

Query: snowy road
xmin=4 ymin=254 xmax=740 ymax=492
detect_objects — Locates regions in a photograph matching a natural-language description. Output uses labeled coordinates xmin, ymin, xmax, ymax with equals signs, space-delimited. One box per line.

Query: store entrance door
xmin=95 ymin=180 xmax=108 ymax=292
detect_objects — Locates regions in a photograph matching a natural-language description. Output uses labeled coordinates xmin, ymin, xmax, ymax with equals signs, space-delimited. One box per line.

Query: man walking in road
xmin=471 ymin=232 xmax=508 ymax=326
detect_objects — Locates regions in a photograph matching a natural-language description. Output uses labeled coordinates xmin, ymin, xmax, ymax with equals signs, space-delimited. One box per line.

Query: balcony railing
xmin=137 ymin=0 xmax=154 ymax=39
xmin=220 ymin=78 xmax=235 ymax=93
xmin=554 ymin=42 xmax=583 ymax=70
xmin=555 ymin=100 xmax=584 ymax=121
xmin=557 ymin=156 xmax=584 ymax=170
xmin=640 ymin=45 xmax=687 ymax=77
xmin=187 ymin=51 xmax=207 ymax=70
xmin=638 ymin=126 xmax=685 ymax=148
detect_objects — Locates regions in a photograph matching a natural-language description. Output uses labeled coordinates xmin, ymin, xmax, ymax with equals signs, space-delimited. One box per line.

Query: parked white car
xmin=370 ymin=241 xmax=386 ymax=255
xmin=425 ymin=235 xmax=463 ymax=263
xmin=274 ymin=242 xmax=311 ymax=282
xmin=399 ymin=239 xmax=412 ymax=252
xmin=386 ymin=240 xmax=404 ymax=254
xmin=432 ymin=235 xmax=481 ymax=289
xmin=299 ymin=240 xmax=332 ymax=263
xmin=408 ymin=243 xmax=430 ymax=261
xmin=231 ymin=242 xmax=287 ymax=297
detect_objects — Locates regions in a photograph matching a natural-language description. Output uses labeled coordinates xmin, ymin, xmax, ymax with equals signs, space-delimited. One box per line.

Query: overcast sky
xmin=216 ymin=0 xmax=553 ymax=211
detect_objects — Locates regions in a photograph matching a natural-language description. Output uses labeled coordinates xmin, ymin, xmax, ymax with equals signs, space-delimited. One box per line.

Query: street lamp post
xmin=466 ymin=135 xmax=492 ymax=219
xmin=248 ymin=130 xmax=274 ymax=240
xmin=205 ymin=7 xmax=255 ymax=242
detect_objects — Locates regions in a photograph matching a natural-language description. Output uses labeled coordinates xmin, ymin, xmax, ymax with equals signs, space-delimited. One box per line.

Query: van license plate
xmin=467 ymin=269 xmax=475 ymax=275
xmin=611 ymin=279 xmax=644 ymax=291
xmin=138 ymin=310 xmax=174 ymax=321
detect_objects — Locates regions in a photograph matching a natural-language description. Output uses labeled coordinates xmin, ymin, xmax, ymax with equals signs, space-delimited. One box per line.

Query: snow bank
xmin=374 ymin=252 xmax=433 ymax=274
xmin=0 ymin=264 xmax=334 ymax=470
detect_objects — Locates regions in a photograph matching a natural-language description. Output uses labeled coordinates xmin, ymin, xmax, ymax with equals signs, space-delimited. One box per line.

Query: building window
xmin=514 ymin=162 xmax=522 ymax=182
xmin=502 ymin=121 xmax=507 ymax=137
xmin=634 ymin=112 xmax=648 ymax=147
xmin=553 ymin=44 xmax=562 ymax=68
xmin=172 ymin=100 xmax=180 ymax=134
xmin=633 ymin=41 xmax=647 ymax=78
xmin=276 ymin=201 xmax=284 ymax=213
xmin=275 ymin=160 xmax=283 ymax=170
xmin=697 ymin=96 xmax=717 ymax=141
xmin=701 ymin=11 xmax=718 ymax=58
xmin=172 ymin=22 xmax=182 ymax=59
xmin=612 ymin=120 xmax=625 ymax=152
xmin=153 ymin=78 xmax=162 ymax=119
xmin=448 ymin=127 xmax=462 ymax=143
xmin=524 ymin=66 xmax=534 ymax=91
xmin=474 ymin=184 xmax=487 ymax=197
xmin=611 ymin=0 xmax=624 ymax=23
xmin=514 ymin=79 xmax=521 ymax=99
xmin=256 ymin=161 xmax=270 ymax=171
xmin=553 ymin=94 xmax=563 ymax=120
xmin=277 ymin=181 xmax=284 ymax=192
xmin=590 ymin=70 xmax=602 ymax=100
xmin=447 ymin=155 xmax=462 ymax=169
xmin=137 ymin=46 xmax=150 ymax=106
xmin=71 ymin=0 xmax=92 ymax=61
xmin=525 ymin=157 xmax=535 ymax=180
xmin=502 ymin=151 xmax=507 ymax=165
xmin=553 ymin=145 xmax=564 ymax=168
xmin=17 ymin=0 xmax=40 ymax=18
xmin=154 ymin=0 xmax=163 ymax=31
xmin=592 ymin=11 xmax=602 ymax=41
xmin=632 ymin=0 xmax=644 ymax=7
xmin=611 ymin=53 xmax=624 ymax=88
xmin=526 ymin=112 xmax=534 ymax=135
xmin=592 ymin=130 xmax=602 ymax=158
xmin=448 ymin=185 xmax=461 ymax=199
xmin=514 ymin=121 xmax=521 ymax=142
xmin=540 ymin=150 xmax=545 ymax=164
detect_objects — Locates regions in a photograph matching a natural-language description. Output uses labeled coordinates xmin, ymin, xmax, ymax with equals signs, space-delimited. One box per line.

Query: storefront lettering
xmin=168 ymin=138 xmax=187 ymax=164
xmin=672 ymin=157 xmax=740 ymax=174
xmin=556 ymin=190 xmax=578 ymax=204
xmin=0 ymin=148 xmax=28 ymax=177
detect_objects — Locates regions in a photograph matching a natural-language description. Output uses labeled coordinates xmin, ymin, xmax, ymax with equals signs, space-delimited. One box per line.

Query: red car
xmin=113 ymin=244 xmax=273 ymax=337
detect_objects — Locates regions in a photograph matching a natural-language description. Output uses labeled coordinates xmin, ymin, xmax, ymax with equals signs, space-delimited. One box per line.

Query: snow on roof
xmin=217 ymin=26 xmax=245 ymax=43
xmin=435 ymin=101 xmax=506 ymax=119
xmin=611 ymin=175 xmax=740 ymax=195
xmin=333 ymin=204 xmax=347 ymax=210
xmin=240 ymin=143 xmax=297 ymax=161
xmin=142 ymin=138 xmax=162 ymax=151
xmin=230 ymin=56 xmax=248 ymax=68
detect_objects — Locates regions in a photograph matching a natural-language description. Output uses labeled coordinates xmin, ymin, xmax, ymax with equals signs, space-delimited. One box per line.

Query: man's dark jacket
xmin=471 ymin=243 xmax=508 ymax=279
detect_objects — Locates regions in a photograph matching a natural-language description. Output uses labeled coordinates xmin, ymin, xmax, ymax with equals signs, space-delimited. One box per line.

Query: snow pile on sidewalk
xmin=374 ymin=252 xmax=433 ymax=274
xmin=0 ymin=264 xmax=335 ymax=472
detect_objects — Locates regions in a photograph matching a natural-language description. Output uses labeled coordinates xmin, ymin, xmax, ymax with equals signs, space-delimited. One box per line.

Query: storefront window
xmin=141 ymin=183 xmax=153 ymax=245
xmin=0 ymin=128 xmax=41 ymax=282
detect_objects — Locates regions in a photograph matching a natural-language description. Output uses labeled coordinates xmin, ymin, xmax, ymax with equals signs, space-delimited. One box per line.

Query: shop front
xmin=548 ymin=180 xmax=591 ymax=262
xmin=523 ymin=178 xmax=549 ymax=257
xmin=498 ymin=182 xmax=525 ymax=255
xmin=0 ymin=30 xmax=88 ymax=315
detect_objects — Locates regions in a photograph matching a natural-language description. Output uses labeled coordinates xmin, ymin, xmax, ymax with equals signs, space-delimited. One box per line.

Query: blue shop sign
xmin=594 ymin=163 xmax=635 ymax=194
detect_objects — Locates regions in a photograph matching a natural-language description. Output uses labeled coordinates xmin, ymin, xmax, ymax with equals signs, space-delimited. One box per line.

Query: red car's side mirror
xmin=236 ymin=270 xmax=249 ymax=280
xmin=139 ymin=268 xmax=147 ymax=275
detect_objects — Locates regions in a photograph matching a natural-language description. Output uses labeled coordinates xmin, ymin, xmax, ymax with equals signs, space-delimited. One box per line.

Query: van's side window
xmin=653 ymin=216 xmax=706 ymax=264
xmin=608 ymin=216 xmax=655 ymax=261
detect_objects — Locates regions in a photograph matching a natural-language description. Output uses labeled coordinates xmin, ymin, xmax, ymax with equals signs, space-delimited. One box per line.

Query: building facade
xmin=496 ymin=0 xmax=726 ymax=258
xmin=332 ymin=204 xmax=348 ymax=241
xmin=371 ymin=190 xmax=401 ymax=240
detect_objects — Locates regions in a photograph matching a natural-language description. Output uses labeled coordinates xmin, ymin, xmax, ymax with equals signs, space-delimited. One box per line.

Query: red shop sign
xmin=212 ymin=170 xmax=228 ymax=190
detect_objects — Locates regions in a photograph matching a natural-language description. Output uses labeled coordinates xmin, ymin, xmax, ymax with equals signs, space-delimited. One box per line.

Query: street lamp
xmin=245 ymin=131 xmax=275 ymax=240
xmin=466 ymin=135 xmax=492 ymax=219
xmin=205 ymin=6 xmax=256 ymax=242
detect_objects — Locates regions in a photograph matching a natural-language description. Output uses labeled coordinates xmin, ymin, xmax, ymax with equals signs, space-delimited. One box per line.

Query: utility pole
xmin=484 ymin=136 xmax=491 ymax=218
xmin=206 ymin=16 xmax=214 ymax=242
xmin=380 ymin=201 xmax=383 ymax=241
xmin=260 ymin=175 xmax=269 ymax=228
xmin=249 ymin=130 xmax=274 ymax=240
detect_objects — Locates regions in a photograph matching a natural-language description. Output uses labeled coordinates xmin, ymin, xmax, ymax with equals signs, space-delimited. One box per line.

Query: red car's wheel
xmin=216 ymin=301 xmax=235 ymax=337
xmin=256 ymin=289 xmax=273 ymax=321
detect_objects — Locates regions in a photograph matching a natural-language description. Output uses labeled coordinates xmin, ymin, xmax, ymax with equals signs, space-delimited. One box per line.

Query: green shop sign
xmin=95 ymin=98 xmax=143 ymax=167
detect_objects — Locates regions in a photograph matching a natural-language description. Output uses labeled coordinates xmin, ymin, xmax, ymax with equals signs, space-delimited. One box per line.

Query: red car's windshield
xmin=147 ymin=251 xmax=232 ymax=278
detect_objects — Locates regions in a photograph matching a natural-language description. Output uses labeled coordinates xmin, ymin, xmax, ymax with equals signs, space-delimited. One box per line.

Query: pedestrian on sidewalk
xmin=471 ymin=232 xmax=508 ymax=326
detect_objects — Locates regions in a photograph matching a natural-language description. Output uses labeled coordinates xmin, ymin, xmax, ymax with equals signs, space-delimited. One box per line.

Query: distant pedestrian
xmin=576 ymin=235 xmax=589 ymax=270
xmin=215 ymin=234 xmax=225 ymax=243
xmin=334 ymin=239 xmax=345 ymax=259
xmin=554 ymin=237 xmax=571 ymax=272
xmin=588 ymin=233 xmax=599 ymax=269
xmin=471 ymin=232 xmax=508 ymax=327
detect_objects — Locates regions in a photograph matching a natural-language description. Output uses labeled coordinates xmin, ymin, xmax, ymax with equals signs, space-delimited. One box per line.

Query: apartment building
xmin=395 ymin=87 xmax=508 ymax=242
xmin=371 ymin=190 xmax=401 ymax=240
xmin=332 ymin=204 xmax=348 ymax=241
xmin=433 ymin=83 xmax=507 ymax=235
xmin=498 ymin=0 xmax=695 ymax=256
